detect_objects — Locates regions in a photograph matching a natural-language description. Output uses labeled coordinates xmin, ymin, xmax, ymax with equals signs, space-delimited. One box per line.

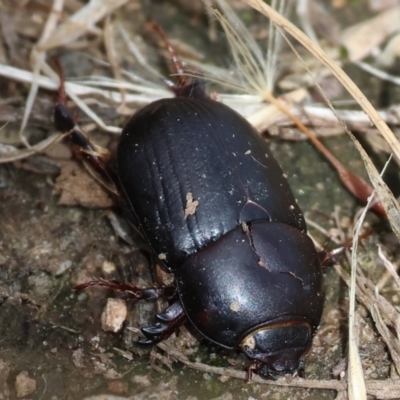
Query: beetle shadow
xmin=354 ymin=131 xmax=400 ymax=199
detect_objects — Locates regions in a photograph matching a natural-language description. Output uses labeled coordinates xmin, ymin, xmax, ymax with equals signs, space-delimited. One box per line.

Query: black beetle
xmin=118 ymin=95 xmax=324 ymax=378
xmin=54 ymin=53 xmax=324 ymax=378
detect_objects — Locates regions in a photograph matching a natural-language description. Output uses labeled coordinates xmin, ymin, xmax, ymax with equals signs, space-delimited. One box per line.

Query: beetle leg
xmin=297 ymin=359 xmax=306 ymax=378
xmin=146 ymin=20 xmax=207 ymax=99
xmin=138 ymin=301 xmax=186 ymax=345
xmin=76 ymin=279 xmax=176 ymax=301
xmin=54 ymin=61 xmax=119 ymax=196
xmin=318 ymin=230 xmax=371 ymax=269
xmin=246 ymin=363 xmax=254 ymax=383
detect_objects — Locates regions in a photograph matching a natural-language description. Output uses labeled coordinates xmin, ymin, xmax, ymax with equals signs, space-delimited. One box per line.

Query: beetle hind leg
xmin=138 ymin=301 xmax=186 ymax=345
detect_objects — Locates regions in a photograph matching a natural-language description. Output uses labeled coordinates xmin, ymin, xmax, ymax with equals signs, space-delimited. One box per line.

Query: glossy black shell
xmin=118 ymin=97 xmax=306 ymax=267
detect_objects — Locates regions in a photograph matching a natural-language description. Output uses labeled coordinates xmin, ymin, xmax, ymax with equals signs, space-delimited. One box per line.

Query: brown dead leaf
xmin=53 ymin=162 xmax=113 ymax=208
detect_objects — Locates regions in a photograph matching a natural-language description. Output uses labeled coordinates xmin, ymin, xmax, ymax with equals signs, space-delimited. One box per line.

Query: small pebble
xmin=101 ymin=298 xmax=127 ymax=332
xmin=15 ymin=372 xmax=36 ymax=398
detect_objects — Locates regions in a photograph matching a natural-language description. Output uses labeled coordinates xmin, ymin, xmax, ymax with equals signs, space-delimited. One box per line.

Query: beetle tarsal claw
xmin=137 ymin=337 xmax=155 ymax=345
xmin=142 ymin=323 xmax=167 ymax=336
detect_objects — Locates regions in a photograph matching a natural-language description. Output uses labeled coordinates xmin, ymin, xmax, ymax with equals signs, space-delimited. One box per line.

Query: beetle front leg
xmin=138 ymin=301 xmax=187 ymax=345
xmin=76 ymin=279 xmax=176 ymax=301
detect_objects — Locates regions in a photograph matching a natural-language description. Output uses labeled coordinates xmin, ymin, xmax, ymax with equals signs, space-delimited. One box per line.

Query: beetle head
xmin=239 ymin=321 xmax=311 ymax=378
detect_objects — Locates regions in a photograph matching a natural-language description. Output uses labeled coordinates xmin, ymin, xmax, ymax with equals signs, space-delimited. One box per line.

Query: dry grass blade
xmin=118 ymin=24 xmax=165 ymax=83
xmin=213 ymin=0 xmax=268 ymax=93
xmin=198 ymin=0 xmax=291 ymax=98
xmin=349 ymin=134 xmax=400 ymax=242
xmin=246 ymin=88 xmax=308 ymax=130
xmin=247 ymin=101 xmax=400 ymax=133
xmin=38 ymin=0 xmax=129 ymax=52
xmin=19 ymin=0 xmax=64 ymax=147
xmin=378 ymin=246 xmax=400 ymax=288
xmin=356 ymin=61 xmax=400 ymax=86
xmin=348 ymin=198 xmax=372 ymax=400
xmin=370 ymin=303 xmax=400 ymax=377
xmin=0 ymin=134 xmax=63 ymax=164
xmin=348 ymin=336 xmax=366 ymax=400
xmin=0 ymin=64 xmax=170 ymax=102
xmin=335 ymin=260 xmax=400 ymax=377
xmin=64 ymin=87 xmax=121 ymax=134
xmin=104 ymin=17 xmax=126 ymax=112
xmin=204 ymin=5 xmax=266 ymax=95
xmin=242 ymin=0 xmax=400 ymax=163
